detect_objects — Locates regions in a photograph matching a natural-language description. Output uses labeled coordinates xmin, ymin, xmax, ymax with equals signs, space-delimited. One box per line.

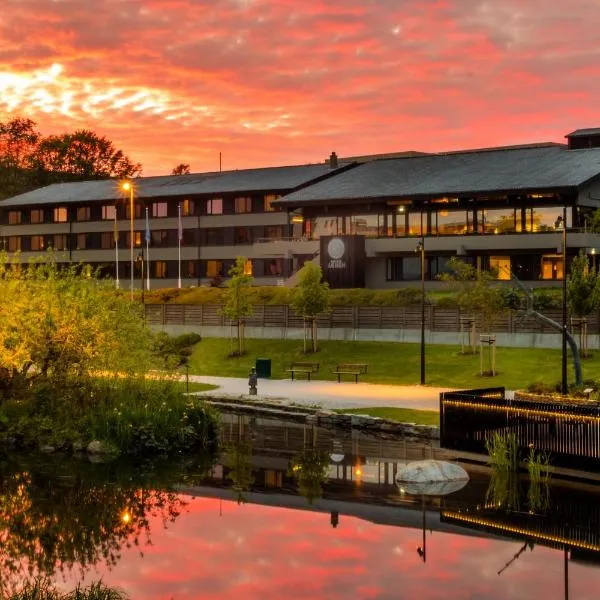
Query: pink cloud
xmin=0 ymin=0 xmax=599 ymax=176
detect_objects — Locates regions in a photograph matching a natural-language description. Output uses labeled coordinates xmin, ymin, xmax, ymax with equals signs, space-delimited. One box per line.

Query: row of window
xmin=2 ymin=224 xmax=287 ymax=252
xmin=385 ymin=254 xmax=570 ymax=282
xmin=304 ymin=206 xmax=578 ymax=239
xmin=5 ymin=194 xmax=282 ymax=225
xmin=98 ymin=258 xmax=287 ymax=279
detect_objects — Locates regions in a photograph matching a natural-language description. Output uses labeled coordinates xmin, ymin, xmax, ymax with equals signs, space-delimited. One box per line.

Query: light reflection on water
xmin=4 ymin=413 xmax=600 ymax=599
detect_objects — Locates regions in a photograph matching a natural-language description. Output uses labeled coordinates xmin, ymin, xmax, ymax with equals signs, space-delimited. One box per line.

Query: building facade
xmin=3 ymin=130 xmax=600 ymax=290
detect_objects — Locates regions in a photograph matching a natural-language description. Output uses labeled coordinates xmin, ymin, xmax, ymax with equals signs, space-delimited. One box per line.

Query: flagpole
xmin=114 ymin=206 xmax=120 ymax=289
xmin=178 ymin=202 xmax=182 ymax=289
xmin=145 ymin=207 xmax=151 ymax=291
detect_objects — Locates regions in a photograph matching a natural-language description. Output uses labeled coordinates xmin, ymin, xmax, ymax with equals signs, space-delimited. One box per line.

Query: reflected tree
xmin=289 ymin=449 xmax=330 ymax=504
xmin=224 ymin=439 xmax=255 ymax=504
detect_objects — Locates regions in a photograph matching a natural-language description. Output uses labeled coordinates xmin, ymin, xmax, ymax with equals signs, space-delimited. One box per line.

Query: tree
xmin=0 ymin=118 xmax=40 ymax=199
xmin=171 ymin=163 xmax=191 ymax=175
xmin=567 ymin=251 xmax=600 ymax=357
xmin=290 ymin=262 xmax=330 ymax=353
xmin=0 ymin=252 xmax=152 ymax=399
xmin=32 ymin=129 xmax=141 ymax=183
xmin=440 ymin=257 xmax=505 ymax=352
xmin=222 ymin=256 xmax=254 ymax=356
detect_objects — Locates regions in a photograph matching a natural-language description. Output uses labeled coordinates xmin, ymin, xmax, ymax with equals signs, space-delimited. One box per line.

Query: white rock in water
xmin=396 ymin=460 xmax=469 ymax=496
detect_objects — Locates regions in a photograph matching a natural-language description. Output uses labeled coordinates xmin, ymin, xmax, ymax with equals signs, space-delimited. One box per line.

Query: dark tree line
xmin=0 ymin=117 xmax=142 ymax=199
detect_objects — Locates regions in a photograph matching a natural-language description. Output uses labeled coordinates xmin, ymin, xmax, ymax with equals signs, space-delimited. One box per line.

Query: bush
xmin=500 ymin=287 xmax=525 ymax=310
xmin=533 ymin=289 xmax=562 ymax=311
xmin=153 ymin=332 xmax=202 ymax=367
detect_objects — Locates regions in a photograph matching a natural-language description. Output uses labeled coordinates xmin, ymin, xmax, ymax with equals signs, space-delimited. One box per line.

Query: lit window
xmin=8 ymin=211 xmax=21 ymax=225
xmin=54 ymin=207 xmax=68 ymax=223
xmin=76 ymin=206 xmax=91 ymax=221
xmin=155 ymin=261 xmax=167 ymax=278
xmin=184 ymin=260 xmax=197 ymax=277
xmin=489 ymin=256 xmax=511 ymax=280
xmin=30 ymin=235 xmax=45 ymax=251
xmin=264 ymin=194 xmax=280 ymax=212
xmin=182 ymin=199 xmax=195 ymax=217
xmin=152 ymin=202 xmax=168 ymax=218
xmin=207 ymin=198 xmax=223 ymax=215
xmin=234 ymin=197 xmax=252 ymax=213
xmin=206 ymin=260 xmax=223 ymax=277
xmin=30 ymin=209 xmax=44 ymax=224
xmin=243 ymin=259 xmax=253 ymax=275
xmin=127 ymin=231 xmax=143 ymax=248
xmin=102 ymin=205 xmax=116 ymax=220
xmin=541 ymin=255 xmax=564 ymax=280
xmin=7 ymin=237 xmax=21 ymax=252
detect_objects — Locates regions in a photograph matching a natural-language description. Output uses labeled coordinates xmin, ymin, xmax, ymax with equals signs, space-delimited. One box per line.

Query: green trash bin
xmin=255 ymin=358 xmax=271 ymax=378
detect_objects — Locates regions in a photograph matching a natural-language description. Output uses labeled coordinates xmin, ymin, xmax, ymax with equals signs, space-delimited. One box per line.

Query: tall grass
xmin=10 ymin=579 xmax=127 ymax=600
xmin=485 ymin=432 xmax=519 ymax=472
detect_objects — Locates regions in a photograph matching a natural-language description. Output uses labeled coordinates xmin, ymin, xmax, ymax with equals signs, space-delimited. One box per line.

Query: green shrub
xmin=396 ymin=287 xmax=423 ymax=306
xmin=533 ymin=289 xmax=562 ymax=311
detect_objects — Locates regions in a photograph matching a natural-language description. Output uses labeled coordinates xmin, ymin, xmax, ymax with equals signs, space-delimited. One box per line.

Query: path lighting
xmin=415 ymin=234 xmax=426 ymax=385
xmin=121 ymin=181 xmax=135 ymax=301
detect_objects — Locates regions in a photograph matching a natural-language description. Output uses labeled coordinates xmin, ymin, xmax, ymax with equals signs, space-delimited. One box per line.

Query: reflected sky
xmin=61 ymin=495 xmax=600 ymax=600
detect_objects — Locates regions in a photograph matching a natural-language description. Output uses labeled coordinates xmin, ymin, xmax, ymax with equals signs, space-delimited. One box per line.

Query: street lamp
xmin=561 ymin=206 xmax=567 ymax=395
xmin=122 ymin=181 xmax=134 ymax=301
xmin=135 ymin=250 xmax=145 ymax=304
xmin=415 ymin=236 xmax=426 ymax=385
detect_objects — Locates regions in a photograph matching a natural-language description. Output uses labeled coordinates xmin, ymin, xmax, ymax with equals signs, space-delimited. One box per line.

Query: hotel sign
xmin=320 ymin=235 xmax=366 ymax=288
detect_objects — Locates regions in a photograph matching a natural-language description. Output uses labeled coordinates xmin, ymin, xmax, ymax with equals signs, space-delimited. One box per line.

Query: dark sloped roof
xmin=0 ymin=163 xmax=342 ymax=207
xmin=277 ymin=146 xmax=600 ymax=206
xmin=566 ymin=128 xmax=600 ymax=138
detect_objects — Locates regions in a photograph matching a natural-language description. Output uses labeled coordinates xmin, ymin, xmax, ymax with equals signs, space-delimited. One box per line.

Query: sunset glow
xmin=2 ymin=0 xmax=599 ymax=174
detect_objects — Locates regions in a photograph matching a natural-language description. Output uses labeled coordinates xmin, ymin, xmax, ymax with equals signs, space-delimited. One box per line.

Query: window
xmin=402 ymin=256 xmax=422 ymax=280
xmin=265 ymin=226 xmax=284 ymax=239
xmin=151 ymin=230 xmax=169 ymax=247
xmin=183 ymin=260 xmax=197 ymax=278
xmin=101 ymin=232 xmax=114 ymax=249
xmin=76 ymin=233 xmax=87 ymax=250
xmin=531 ymin=207 xmax=568 ymax=232
xmin=234 ymin=196 xmax=252 ymax=213
xmin=183 ymin=229 xmax=197 ymax=246
xmin=205 ymin=228 xmax=222 ymax=245
xmin=347 ymin=214 xmax=380 ymax=237
xmin=480 ymin=209 xmax=515 ymax=234
xmin=125 ymin=203 xmax=142 ymax=219
xmin=266 ymin=258 xmax=283 ymax=276
xmin=207 ymin=198 xmax=223 ymax=215
xmin=126 ymin=231 xmax=143 ymax=248
xmin=386 ymin=258 xmax=403 ymax=281
xmin=154 ymin=261 xmax=167 ymax=278
xmin=7 ymin=237 xmax=21 ymax=252
xmin=243 ymin=259 xmax=253 ymax=275
xmin=234 ymin=227 xmax=252 ymax=244
xmin=152 ymin=202 xmax=168 ymax=218
xmin=206 ymin=260 xmax=223 ymax=277
xmin=407 ymin=212 xmax=424 ymax=236
xmin=182 ymin=199 xmax=195 ymax=217
xmin=264 ymin=194 xmax=280 ymax=212
xmin=76 ymin=206 xmax=91 ymax=221
xmin=30 ymin=209 xmax=44 ymax=224
xmin=8 ymin=211 xmax=21 ymax=225
xmin=54 ymin=207 xmax=68 ymax=223
xmin=434 ymin=210 xmax=469 ymax=235
xmin=30 ymin=235 xmax=45 ymax=251
xmin=102 ymin=205 xmax=116 ymax=220
xmin=541 ymin=254 xmax=564 ymax=280
xmin=489 ymin=256 xmax=511 ymax=280
xmin=52 ymin=234 xmax=68 ymax=251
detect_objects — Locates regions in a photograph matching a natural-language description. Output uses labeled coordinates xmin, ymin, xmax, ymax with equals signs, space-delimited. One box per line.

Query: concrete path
xmin=189 ymin=375 xmax=448 ymax=411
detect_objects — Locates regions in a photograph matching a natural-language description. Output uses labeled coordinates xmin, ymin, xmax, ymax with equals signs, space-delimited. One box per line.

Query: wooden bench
xmin=332 ymin=363 xmax=368 ymax=383
xmin=286 ymin=362 xmax=320 ymax=381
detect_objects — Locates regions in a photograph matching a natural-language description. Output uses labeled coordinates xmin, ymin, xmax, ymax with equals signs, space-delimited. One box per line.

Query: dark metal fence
xmin=145 ymin=304 xmax=594 ymax=334
xmin=440 ymin=388 xmax=600 ymax=469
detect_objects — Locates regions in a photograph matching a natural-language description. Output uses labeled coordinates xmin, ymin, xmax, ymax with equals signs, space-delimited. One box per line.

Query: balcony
xmin=252 ymin=237 xmax=319 ymax=258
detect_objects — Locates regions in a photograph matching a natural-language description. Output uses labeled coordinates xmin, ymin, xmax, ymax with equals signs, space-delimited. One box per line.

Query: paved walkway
xmin=189 ymin=375 xmax=448 ymax=411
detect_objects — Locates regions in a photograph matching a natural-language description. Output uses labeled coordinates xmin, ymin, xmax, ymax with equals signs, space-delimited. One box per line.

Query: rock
xmin=40 ymin=445 xmax=55 ymax=453
xmin=396 ymin=460 xmax=469 ymax=496
xmin=72 ymin=440 xmax=85 ymax=452
xmin=86 ymin=440 xmax=120 ymax=455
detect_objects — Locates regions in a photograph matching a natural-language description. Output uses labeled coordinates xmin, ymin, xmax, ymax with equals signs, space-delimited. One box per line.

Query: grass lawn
xmin=187 ymin=337 xmax=598 ymax=390
xmin=335 ymin=407 xmax=440 ymax=426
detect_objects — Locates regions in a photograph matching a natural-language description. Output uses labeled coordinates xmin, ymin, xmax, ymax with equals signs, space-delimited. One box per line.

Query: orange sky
xmin=1 ymin=0 xmax=599 ymax=175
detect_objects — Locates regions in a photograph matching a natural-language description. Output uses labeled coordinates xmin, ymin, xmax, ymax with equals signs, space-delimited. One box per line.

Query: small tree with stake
xmin=567 ymin=251 xmax=600 ymax=358
xmin=222 ymin=256 xmax=254 ymax=357
xmin=291 ymin=263 xmax=330 ymax=353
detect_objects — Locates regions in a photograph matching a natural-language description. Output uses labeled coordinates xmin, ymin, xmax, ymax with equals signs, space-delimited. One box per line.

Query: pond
xmin=5 ymin=411 xmax=600 ymax=599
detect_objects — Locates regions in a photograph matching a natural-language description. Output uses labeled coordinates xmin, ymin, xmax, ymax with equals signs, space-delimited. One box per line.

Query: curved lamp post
xmin=121 ymin=181 xmax=135 ymax=301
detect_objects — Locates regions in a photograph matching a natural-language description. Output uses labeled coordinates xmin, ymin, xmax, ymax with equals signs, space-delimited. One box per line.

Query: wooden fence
xmin=440 ymin=388 xmax=600 ymax=469
xmin=145 ymin=303 xmax=600 ymax=334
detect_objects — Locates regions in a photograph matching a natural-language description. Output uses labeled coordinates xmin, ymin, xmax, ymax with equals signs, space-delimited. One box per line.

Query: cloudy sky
xmin=1 ymin=0 xmax=599 ymax=175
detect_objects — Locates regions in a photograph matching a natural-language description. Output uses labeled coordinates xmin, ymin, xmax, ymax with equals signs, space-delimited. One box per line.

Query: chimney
xmin=329 ymin=151 xmax=339 ymax=169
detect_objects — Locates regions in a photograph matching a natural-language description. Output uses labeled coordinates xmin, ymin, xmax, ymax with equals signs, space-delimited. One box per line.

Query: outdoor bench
xmin=286 ymin=362 xmax=320 ymax=381
xmin=332 ymin=363 xmax=368 ymax=383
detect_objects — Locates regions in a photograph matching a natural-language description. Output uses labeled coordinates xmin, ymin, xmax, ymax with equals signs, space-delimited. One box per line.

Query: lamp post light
xmin=415 ymin=234 xmax=426 ymax=385
xmin=561 ymin=206 xmax=568 ymax=395
xmin=136 ymin=249 xmax=145 ymax=304
xmin=122 ymin=181 xmax=134 ymax=301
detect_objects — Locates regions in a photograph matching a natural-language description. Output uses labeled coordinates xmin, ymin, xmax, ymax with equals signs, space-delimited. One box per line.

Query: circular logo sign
xmin=327 ymin=238 xmax=345 ymax=260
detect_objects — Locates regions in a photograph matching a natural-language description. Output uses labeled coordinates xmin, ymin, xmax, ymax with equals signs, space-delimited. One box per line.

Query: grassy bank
xmin=335 ymin=407 xmax=440 ymax=426
xmin=188 ymin=337 xmax=596 ymax=390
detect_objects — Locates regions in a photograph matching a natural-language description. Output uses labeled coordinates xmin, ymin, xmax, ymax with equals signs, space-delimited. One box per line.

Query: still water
xmin=5 ymin=412 xmax=600 ymax=599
